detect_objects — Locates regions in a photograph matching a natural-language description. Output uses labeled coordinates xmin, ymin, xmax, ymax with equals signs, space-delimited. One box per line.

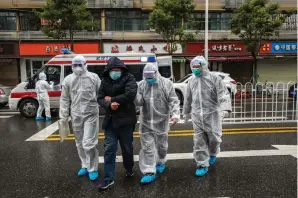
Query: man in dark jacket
xmin=97 ymin=57 xmax=137 ymax=191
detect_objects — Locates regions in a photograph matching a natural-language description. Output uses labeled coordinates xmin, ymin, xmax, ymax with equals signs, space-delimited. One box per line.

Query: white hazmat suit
xmin=135 ymin=63 xmax=180 ymax=174
xmin=183 ymin=56 xmax=231 ymax=168
xmin=35 ymin=72 xmax=52 ymax=118
xmin=59 ymin=55 xmax=101 ymax=173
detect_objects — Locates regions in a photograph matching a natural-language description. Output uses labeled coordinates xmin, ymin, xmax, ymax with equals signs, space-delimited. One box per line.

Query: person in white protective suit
xmin=182 ymin=56 xmax=231 ymax=177
xmin=59 ymin=55 xmax=101 ymax=181
xmin=135 ymin=62 xmax=180 ymax=184
xmin=35 ymin=72 xmax=53 ymax=121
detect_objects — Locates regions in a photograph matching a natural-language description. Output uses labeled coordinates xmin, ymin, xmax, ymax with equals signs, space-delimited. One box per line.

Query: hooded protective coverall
xmin=35 ymin=72 xmax=52 ymax=118
xmin=135 ymin=63 xmax=180 ymax=174
xmin=59 ymin=55 xmax=101 ymax=172
xmin=183 ymin=56 xmax=231 ymax=168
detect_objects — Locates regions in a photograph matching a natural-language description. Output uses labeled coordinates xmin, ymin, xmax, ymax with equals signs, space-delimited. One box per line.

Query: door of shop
xmin=222 ymin=61 xmax=253 ymax=84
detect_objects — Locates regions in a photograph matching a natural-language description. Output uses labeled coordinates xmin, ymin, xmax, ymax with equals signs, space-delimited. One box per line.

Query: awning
xmin=186 ymin=57 xmax=227 ymax=61
xmin=186 ymin=56 xmax=254 ymax=62
xmin=226 ymin=56 xmax=253 ymax=61
xmin=172 ymin=57 xmax=186 ymax=63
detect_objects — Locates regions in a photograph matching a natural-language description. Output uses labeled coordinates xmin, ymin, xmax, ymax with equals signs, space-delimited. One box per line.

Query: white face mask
xmin=73 ymin=67 xmax=84 ymax=75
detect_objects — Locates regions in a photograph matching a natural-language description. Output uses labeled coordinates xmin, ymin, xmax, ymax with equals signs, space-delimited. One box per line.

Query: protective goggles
xmin=191 ymin=59 xmax=205 ymax=67
xmin=191 ymin=65 xmax=203 ymax=69
xmin=143 ymin=70 xmax=157 ymax=79
xmin=72 ymin=63 xmax=84 ymax=67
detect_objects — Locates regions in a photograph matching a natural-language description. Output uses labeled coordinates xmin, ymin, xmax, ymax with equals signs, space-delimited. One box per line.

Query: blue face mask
xmin=146 ymin=78 xmax=157 ymax=85
xmin=109 ymin=71 xmax=121 ymax=80
xmin=192 ymin=68 xmax=201 ymax=76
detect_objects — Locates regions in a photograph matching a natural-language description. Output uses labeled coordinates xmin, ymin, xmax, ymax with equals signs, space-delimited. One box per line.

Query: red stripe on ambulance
xmin=10 ymin=91 xmax=61 ymax=99
xmin=47 ymin=60 xmax=141 ymax=64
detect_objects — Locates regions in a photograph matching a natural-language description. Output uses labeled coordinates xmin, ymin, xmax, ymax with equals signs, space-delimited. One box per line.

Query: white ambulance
xmin=9 ymin=53 xmax=173 ymax=118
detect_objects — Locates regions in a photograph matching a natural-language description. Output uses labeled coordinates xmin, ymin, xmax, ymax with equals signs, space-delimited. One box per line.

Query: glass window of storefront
xmin=105 ymin=11 xmax=150 ymax=31
xmin=0 ymin=12 xmax=17 ymax=31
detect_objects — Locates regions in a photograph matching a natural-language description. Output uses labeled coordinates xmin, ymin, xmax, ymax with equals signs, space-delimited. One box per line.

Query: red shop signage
xmin=20 ymin=43 xmax=99 ymax=56
xmin=186 ymin=42 xmax=248 ymax=54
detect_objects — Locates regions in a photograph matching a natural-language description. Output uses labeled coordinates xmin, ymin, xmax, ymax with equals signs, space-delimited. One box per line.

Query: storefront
xmin=0 ymin=42 xmax=20 ymax=86
xmin=185 ymin=42 xmax=253 ymax=83
xmin=19 ymin=42 xmax=100 ymax=81
xmin=259 ymin=41 xmax=297 ymax=83
xmin=103 ymin=42 xmax=183 ymax=81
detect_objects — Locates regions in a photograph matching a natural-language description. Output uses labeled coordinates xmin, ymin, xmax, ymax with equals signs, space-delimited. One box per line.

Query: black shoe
xmin=98 ymin=180 xmax=115 ymax=191
xmin=126 ymin=170 xmax=135 ymax=177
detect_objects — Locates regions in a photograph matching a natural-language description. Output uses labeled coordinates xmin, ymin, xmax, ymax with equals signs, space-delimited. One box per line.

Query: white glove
xmin=170 ymin=117 xmax=179 ymax=125
xmin=183 ymin=114 xmax=191 ymax=123
xmin=221 ymin=111 xmax=230 ymax=119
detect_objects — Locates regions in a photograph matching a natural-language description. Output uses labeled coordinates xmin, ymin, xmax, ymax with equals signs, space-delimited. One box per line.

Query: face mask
xmin=146 ymin=78 xmax=157 ymax=85
xmin=73 ymin=67 xmax=84 ymax=75
xmin=192 ymin=68 xmax=201 ymax=76
xmin=109 ymin=71 xmax=121 ymax=80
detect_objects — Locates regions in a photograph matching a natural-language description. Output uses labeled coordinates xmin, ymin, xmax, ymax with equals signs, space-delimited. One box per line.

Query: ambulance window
xmin=126 ymin=64 xmax=145 ymax=81
xmin=88 ymin=65 xmax=105 ymax=79
xmin=31 ymin=65 xmax=61 ymax=88
xmin=158 ymin=66 xmax=171 ymax=78
xmin=64 ymin=65 xmax=72 ymax=77
xmin=46 ymin=65 xmax=61 ymax=85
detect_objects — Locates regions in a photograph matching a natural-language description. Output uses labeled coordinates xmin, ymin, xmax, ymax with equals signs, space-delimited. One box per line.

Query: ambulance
xmin=9 ymin=53 xmax=173 ymax=118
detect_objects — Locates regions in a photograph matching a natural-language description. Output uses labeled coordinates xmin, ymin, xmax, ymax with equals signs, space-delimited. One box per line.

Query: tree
xmin=231 ymin=0 xmax=285 ymax=84
xmin=149 ymin=0 xmax=196 ymax=54
xmin=39 ymin=0 xmax=95 ymax=51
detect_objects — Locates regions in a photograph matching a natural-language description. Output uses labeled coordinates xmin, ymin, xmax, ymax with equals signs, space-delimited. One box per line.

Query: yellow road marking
xmin=48 ymin=127 xmax=298 ymax=138
xmin=45 ymin=129 xmax=297 ymax=141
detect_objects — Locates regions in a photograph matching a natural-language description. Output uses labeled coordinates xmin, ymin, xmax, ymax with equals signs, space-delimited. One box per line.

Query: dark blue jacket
xmin=97 ymin=57 xmax=137 ymax=129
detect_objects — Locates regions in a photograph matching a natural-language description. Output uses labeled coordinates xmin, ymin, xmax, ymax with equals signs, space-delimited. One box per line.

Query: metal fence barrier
xmin=224 ymin=81 xmax=297 ymax=123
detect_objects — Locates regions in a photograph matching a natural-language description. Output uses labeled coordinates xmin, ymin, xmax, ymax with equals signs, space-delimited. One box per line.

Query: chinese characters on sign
xmin=274 ymin=44 xmax=296 ymax=51
xmin=271 ymin=42 xmax=297 ymax=53
xmin=186 ymin=43 xmax=247 ymax=54
xmin=45 ymin=45 xmax=69 ymax=53
xmin=105 ymin=43 xmax=182 ymax=54
xmin=138 ymin=45 xmax=145 ymax=52
xmin=151 ymin=45 xmax=157 ymax=53
xmin=211 ymin=44 xmax=242 ymax=52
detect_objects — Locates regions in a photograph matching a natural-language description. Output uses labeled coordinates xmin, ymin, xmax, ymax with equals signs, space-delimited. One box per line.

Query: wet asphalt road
xmin=0 ymin=108 xmax=297 ymax=198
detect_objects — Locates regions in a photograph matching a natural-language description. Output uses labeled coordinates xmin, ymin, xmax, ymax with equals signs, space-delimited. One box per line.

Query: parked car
xmin=0 ymin=84 xmax=12 ymax=107
xmin=174 ymin=72 xmax=237 ymax=104
xmin=288 ymin=83 xmax=297 ymax=100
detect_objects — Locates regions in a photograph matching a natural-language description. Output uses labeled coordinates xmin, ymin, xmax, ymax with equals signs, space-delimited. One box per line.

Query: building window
xmin=0 ymin=12 xmax=17 ymax=31
xmin=105 ymin=11 xmax=149 ymax=31
xmin=19 ymin=12 xmax=41 ymax=31
xmin=185 ymin=12 xmax=233 ymax=31
xmin=90 ymin=11 xmax=101 ymax=31
xmin=280 ymin=14 xmax=297 ymax=30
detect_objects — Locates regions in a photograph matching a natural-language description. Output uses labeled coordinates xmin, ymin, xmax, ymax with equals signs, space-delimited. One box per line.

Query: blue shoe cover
xmin=156 ymin=164 xmax=166 ymax=173
xmin=77 ymin=168 xmax=88 ymax=176
xmin=88 ymin=171 xmax=99 ymax=181
xmin=195 ymin=167 xmax=208 ymax=177
xmin=140 ymin=174 xmax=156 ymax=184
xmin=46 ymin=117 xmax=51 ymax=121
xmin=209 ymin=156 xmax=217 ymax=165
xmin=35 ymin=116 xmax=44 ymax=121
